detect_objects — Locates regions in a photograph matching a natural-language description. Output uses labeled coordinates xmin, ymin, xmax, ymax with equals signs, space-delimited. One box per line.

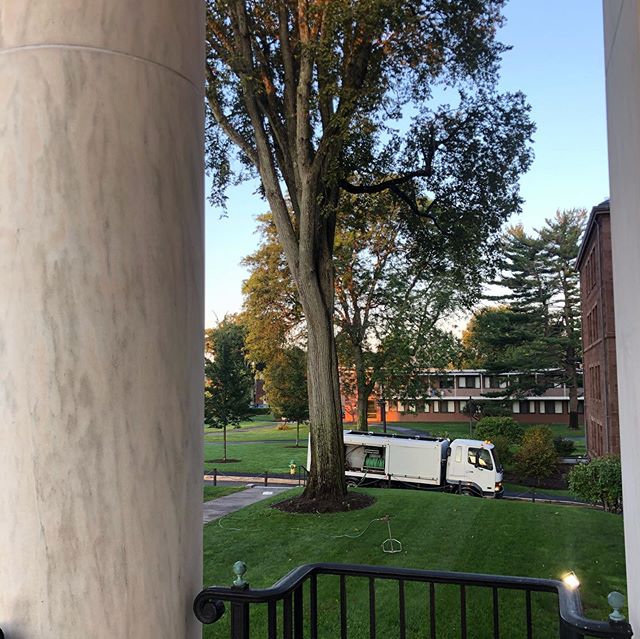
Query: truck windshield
xmin=477 ymin=448 xmax=493 ymax=470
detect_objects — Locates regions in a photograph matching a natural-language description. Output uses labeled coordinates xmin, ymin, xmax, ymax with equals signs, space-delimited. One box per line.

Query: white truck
xmin=337 ymin=430 xmax=504 ymax=497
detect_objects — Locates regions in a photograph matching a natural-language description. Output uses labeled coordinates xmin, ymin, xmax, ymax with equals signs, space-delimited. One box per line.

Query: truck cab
xmin=445 ymin=439 xmax=504 ymax=497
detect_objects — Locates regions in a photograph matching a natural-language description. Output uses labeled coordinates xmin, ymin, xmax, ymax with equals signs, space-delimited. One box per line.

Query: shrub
xmin=490 ymin=435 xmax=513 ymax=466
xmin=513 ymin=426 xmax=559 ymax=483
xmin=475 ymin=417 xmax=524 ymax=445
xmin=553 ymin=436 xmax=576 ymax=457
xmin=568 ymin=456 xmax=623 ymax=513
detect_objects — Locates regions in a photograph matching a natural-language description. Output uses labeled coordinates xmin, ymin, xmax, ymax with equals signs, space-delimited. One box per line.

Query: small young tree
xmin=205 ymin=319 xmax=253 ymax=461
xmin=513 ymin=426 xmax=559 ymax=485
xmin=264 ymin=347 xmax=309 ymax=447
xmin=568 ymin=456 xmax=623 ymax=513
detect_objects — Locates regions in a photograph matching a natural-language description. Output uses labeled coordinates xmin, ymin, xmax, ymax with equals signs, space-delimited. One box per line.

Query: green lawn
xmin=204 ymin=442 xmax=308 ymax=475
xmin=203 ymin=488 xmax=625 ymax=638
xmin=204 ymin=418 xmax=310 ymax=443
xmin=203 ymin=486 xmax=245 ymax=502
xmin=503 ymin=482 xmax=577 ymax=499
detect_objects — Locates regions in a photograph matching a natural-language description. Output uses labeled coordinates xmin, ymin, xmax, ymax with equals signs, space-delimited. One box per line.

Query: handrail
xmin=194 ymin=562 xmax=633 ymax=637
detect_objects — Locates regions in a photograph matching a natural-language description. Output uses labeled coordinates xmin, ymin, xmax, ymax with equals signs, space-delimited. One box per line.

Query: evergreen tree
xmin=204 ymin=319 xmax=253 ymax=461
xmin=472 ymin=210 xmax=586 ymax=427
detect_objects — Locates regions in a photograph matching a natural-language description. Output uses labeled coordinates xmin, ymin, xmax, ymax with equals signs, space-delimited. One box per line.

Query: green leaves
xmin=568 ymin=457 xmax=623 ymax=513
xmin=205 ymin=319 xmax=254 ymax=429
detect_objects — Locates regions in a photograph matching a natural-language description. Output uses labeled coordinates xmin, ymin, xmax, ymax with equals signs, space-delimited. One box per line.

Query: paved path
xmin=203 ymin=485 xmax=294 ymax=524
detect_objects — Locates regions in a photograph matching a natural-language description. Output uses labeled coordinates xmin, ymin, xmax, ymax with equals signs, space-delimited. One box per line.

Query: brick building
xmin=576 ymin=200 xmax=620 ymax=456
xmin=343 ymin=369 xmax=584 ymax=427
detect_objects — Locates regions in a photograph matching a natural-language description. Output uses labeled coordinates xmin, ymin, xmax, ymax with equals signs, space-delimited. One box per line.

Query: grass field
xmin=204 ymin=442 xmax=308 ymax=475
xmin=203 ymin=488 xmax=625 ymax=638
xmin=203 ymin=486 xmax=245 ymax=502
xmin=204 ymin=418 xmax=310 ymax=443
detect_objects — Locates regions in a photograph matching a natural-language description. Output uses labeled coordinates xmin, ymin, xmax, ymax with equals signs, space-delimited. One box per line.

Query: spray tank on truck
xmin=309 ymin=430 xmax=504 ymax=497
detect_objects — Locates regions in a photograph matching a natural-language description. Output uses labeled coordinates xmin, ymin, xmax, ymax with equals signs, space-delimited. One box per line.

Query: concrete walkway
xmin=203 ymin=485 xmax=294 ymax=524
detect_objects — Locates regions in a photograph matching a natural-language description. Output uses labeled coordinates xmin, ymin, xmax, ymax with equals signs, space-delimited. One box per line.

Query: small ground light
xmin=562 ymin=571 xmax=580 ymax=590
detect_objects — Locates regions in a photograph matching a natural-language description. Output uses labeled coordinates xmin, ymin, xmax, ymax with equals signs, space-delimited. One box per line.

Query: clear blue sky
xmin=204 ymin=0 xmax=608 ymax=328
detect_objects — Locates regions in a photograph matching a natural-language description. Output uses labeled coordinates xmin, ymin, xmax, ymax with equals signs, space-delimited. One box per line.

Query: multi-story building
xmin=343 ymin=369 xmax=584 ymax=426
xmin=576 ymin=199 xmax=620 ymax=456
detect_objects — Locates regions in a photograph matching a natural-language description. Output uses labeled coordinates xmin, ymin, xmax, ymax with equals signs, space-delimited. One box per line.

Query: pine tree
xmin=475 ymin=211 xmax=586 ymax=427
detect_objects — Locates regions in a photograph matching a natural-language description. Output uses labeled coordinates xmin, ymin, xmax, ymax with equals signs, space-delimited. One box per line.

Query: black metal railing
xmin=194 ymin=563 xmax=633 ymax=639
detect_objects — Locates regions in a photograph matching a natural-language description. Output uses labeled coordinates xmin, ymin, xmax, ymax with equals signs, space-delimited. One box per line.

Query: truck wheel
xmin=346 ymin=480 xmax=358 ymax=488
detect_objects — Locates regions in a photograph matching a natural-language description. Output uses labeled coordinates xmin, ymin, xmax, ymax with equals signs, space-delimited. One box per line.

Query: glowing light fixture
xmin=562 ymin=571 xmax=580 ymax=590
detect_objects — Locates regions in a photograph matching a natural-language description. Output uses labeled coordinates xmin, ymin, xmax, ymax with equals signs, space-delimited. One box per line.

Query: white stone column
xmin=603 ymin=0 xmax=640 ymax=629
xmin=0 ymin=2 xmax=204 ymax=637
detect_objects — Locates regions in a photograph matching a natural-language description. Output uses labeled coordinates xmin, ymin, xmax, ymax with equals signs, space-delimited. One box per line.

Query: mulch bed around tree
xmin=273 ymin=491 xmax=375 ymax=514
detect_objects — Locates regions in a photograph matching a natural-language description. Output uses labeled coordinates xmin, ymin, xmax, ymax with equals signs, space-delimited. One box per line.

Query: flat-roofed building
xmin=576 ymin=200 xmax=620 ymax=457
xmin=343 ymin=369 xmax=584 ymax=426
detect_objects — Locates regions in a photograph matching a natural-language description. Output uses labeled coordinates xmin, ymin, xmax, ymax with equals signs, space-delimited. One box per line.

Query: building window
xmin=512 ymin=401 xmax=520 ymax=414
xmin=555 ymin=401 xmax=563 ymax=414
xmin=585 ymin=304 xmax=600 ymax=346
xmin=423 ymin=402 xmax=430 ymax=413
xmin=445 ymin=400 xmax=455 ymax=413
xmin=459 ymin=400 xmax=467 ymax=413
xmin=519 ymin=401 xmax=531 ymax=414
xmin=539 ymin=401 xmax=546 ymax=414
xmin=433 ymin=401 xmax=440 ymax=413
xmin=589 ymin=364 xmax=602 ymax=402
xmin=584 ymin=248 xmax=597 ymax=292
xmin=458 ymin=376 xmax=479 ymax=389
xmin=439 ymin=376 xmax=455 ymax=390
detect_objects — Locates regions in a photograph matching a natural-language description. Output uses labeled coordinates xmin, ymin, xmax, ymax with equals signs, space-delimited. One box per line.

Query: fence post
xmin=214 ymin=468 xmax=217 ymax=487
xmin=264 ymin=471 xmax=268 ymax=486
xmin=230 ymin=561 xmax=250 ymax=638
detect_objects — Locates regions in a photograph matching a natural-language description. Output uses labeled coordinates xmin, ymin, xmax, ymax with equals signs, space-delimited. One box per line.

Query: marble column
xmin=0 ymin=2 xmax=204 ymax=637
xmin=604 ymin=0 xmax=640 ymax=629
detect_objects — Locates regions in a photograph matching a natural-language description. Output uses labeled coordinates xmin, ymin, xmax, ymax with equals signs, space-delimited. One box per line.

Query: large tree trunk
xmin=303 ymin=309 xmax=346 ymax=501
xmin=353 ymin=344 xmax=370 ymax=431
xmin=568 ymin=384 xmax=579 ymax=430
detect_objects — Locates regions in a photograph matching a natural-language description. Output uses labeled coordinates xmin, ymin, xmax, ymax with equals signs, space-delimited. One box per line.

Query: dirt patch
xmin=207 ymin=459 xmax=241 ymax=464
xmin=272 ymin=491 xmax=375 ymax=514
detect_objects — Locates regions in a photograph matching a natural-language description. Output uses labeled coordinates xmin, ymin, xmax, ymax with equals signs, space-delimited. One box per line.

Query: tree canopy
xmin=205 ymin=0 xmax=534 ymax=505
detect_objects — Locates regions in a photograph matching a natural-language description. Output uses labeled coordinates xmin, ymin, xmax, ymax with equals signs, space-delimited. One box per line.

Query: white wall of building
xmin=603 ymin=0 xmax=640 ymax=628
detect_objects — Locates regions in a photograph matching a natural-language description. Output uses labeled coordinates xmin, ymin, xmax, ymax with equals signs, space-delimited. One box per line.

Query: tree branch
xmin=205 ymin=65 xmax=259 ymax=166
